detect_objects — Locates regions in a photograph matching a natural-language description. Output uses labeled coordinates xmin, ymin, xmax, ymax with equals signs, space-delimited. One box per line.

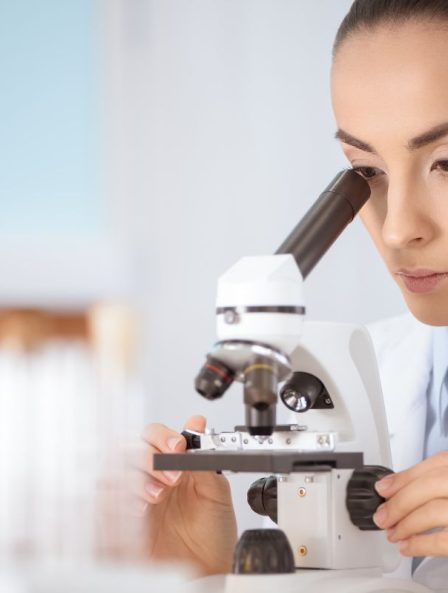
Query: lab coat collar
xmin=368 ymin=313 xmax=433 ymax=472
xmin=432 ymin=326 xmax=448 ymax=436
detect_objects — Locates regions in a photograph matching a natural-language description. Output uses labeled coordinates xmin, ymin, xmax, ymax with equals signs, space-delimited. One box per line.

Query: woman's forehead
xmin=331 ymin=21 xmax=448 ymax=148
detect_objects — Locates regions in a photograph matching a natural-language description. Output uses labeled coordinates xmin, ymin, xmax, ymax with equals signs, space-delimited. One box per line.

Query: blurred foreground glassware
xmin=0 ymin=305 xmax=146 ymax=567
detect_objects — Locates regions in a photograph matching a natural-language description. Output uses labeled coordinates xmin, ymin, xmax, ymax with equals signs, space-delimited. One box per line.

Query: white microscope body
xmin=209 ymin=257 xmax=429 ymax=592
xmin=155 ymin=171 xmax=432 ymax=593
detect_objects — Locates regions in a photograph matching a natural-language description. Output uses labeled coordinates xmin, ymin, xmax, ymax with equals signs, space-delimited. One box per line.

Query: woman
xmin=132 ymin=0 xmax=448 ymax=586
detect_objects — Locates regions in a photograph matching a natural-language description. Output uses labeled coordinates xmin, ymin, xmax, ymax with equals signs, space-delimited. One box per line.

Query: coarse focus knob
xmin=232 ymin=529 xmax=295 ymax=574
xmin=247 ymin=476 xmax=277 ymax=523
xmin=346 ymin=465 xmax=394 ymax=530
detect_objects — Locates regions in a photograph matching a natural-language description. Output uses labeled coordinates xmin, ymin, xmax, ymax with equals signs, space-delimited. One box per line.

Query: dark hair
xmin=333 ymin=0 xmax=448 ymax=57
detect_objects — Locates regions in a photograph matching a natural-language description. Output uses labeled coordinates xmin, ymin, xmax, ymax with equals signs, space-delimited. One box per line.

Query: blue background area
xmin=0 ymin=0 xmax=103 ymax=237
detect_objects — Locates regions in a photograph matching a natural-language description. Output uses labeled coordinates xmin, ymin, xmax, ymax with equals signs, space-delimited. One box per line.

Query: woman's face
xmin=331 ymin=20 xmax=448 ymax=326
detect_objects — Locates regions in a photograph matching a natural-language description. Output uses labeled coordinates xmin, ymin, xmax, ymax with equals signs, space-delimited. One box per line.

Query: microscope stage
xmin=153 ymin=450 xmax=363 ymax=473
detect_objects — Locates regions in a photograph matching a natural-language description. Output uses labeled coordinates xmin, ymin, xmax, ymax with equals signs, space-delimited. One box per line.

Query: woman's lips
xmin=396 ymin=269 xmax=448 ymax=294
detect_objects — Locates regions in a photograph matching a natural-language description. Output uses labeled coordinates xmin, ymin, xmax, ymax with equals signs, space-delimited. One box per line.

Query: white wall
xmin=0 ymin=1 xmax=134 ymax=309
xmin=103 ymin=0 xmax=406 ymax=532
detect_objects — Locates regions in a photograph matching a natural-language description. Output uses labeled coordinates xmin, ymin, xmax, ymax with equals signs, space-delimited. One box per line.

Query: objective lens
xmin=195 ymin=357 xmax=235 ymax=400
xmin=244 ymin=363 xmax=278 ymax=435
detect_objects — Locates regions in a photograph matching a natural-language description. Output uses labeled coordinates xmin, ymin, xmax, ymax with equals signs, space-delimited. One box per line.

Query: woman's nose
xmin=381 ymin=180 xmax=434 ymax=250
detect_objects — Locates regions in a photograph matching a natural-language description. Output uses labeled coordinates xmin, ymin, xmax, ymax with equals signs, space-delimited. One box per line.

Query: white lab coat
xmin=368 ymin=313 xmax=447 ymax=592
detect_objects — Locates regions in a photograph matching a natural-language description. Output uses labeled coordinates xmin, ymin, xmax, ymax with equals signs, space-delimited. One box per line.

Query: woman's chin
xmin=401 ymin=292 xmax=448 ymax=327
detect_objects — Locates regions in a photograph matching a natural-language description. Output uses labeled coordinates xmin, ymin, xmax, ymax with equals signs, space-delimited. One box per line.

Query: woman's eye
xmin=351 ymin=166 xmax=383 ymax=180
xmin=431 ymin=160 xmax=448 ymax=173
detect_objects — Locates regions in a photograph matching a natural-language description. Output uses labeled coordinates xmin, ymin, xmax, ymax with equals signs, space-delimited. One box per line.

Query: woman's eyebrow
xmin=408 ymin=122 xmax=448 ymax=150
xmin=334 ymin=130 xmax=375 ymax=153
xmin=334 ymin=122 xmax=448 ymax=153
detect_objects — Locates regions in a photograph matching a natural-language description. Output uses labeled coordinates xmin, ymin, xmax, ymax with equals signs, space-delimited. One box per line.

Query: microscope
xmin=154 ymin=170 xmax=431 ymax=593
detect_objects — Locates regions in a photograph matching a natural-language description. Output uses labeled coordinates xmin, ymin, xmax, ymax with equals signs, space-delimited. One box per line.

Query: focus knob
xmin=346 ymin=465 xmax=394 ymax=530
xmin=247 ymin=476 xmax=277 ymax=523
xmin=232 ymin=529 xmax=295 ymax=574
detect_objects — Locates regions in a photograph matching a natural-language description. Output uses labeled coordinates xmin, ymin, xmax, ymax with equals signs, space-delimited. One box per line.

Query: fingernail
xmin=163 ymin=471 xmax=182 ymax=483
xmin=167 ymin=437 xmax=183 ymax=451
xmin=145 ymin=482 xmax=164 ymax=499
xmin=375 ymin=475 xmax=393 ymax=493
xmin=130 ymin=499 xmax=149 ymax=517
xmin=373 ymin=505 xmax=387 ymax=527
xmin=387 ymin=527 xmax=396 ymax=541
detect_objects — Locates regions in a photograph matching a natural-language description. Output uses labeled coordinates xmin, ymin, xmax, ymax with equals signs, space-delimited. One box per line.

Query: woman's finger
xmin=399 ymin=529 xmax=448 ymax=557
xmin=376 ymin=451 xmax=448 ymax=498
xmin=125 ymin=466 xmax=171 ymax=506
xmin=373 ymin=466 xmax=448 ymax=529
xmin=141 ymin=416 xmax=206 ymax=452
xmin=141 ymin=423 xmax=186 ymax=453
xmin=127 ymin=442 xmax=183 ymax=487
xmin=387 ymin=498 xmax=448 ymax=542
xmin=141 ymin=476 xmax=170 ymax=505
xmin=139 ymin=416 xmax=207 ymax=483
xmin=183 ymin=415 xmax=207 ymax=433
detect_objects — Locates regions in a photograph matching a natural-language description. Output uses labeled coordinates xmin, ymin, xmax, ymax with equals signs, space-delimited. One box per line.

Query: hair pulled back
xmin=333 ymin=0 xmax=448 ymax=57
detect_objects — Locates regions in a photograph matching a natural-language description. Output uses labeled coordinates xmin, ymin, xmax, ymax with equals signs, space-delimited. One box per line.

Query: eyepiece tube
xmin=276 ymin=170 xmax=370 ymax=279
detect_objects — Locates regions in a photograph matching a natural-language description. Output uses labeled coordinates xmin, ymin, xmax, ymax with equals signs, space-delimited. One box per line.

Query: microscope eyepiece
xmin=195 ymin=357 xmax=235 ymax=400
xmin=276 ymin=169 xmax=370 ymax=278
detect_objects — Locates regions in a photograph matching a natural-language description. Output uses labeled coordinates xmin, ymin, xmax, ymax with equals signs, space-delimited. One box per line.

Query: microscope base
xmin=185 ymin=569 xmax=432 ymax=593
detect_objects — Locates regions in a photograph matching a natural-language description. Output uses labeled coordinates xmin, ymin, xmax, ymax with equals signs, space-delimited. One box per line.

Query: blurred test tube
xmin=0 ymin=305 xmax=145 ymax=568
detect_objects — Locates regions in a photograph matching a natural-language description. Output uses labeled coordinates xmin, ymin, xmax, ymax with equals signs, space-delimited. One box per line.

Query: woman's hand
xmin=374 ymin=451 xmax=448 ymax=556
xmin=129 ymin=415 xmax=238 ymax=576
